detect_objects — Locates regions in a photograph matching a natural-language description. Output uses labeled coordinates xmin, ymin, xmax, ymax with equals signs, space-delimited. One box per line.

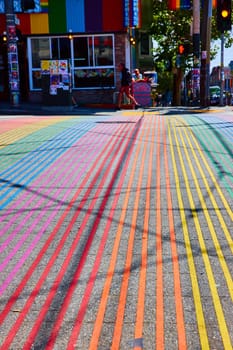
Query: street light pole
xmin=200 ymin=0 xmax=212 ymax=107
xmin=220 ymin=33 xmax=225 ymax=105
xmin=4 ymin=0 xmax=20 ymax=106
xmin=193 ymin=0 xmax=200 ymax=104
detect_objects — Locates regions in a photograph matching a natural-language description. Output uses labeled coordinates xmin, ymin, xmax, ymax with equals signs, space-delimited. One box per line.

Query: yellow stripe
xmin=178 ymin=118 xmax=233 ymax=300
xmin=30 ymin=13 xmax=49 ymax=34
xmin=182 ymin=118 xmax=233 ymax=249
xmin=167 ymin=118 xmax=210 ymax=350
xmin=0 ymin=119 xmax=64 ymax=150
xmin=174 ymin=119 xmax=232 ymax=349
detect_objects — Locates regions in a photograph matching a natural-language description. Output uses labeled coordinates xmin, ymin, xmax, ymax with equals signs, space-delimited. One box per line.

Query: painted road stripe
xmin=0 ymin=121 xmax=137 ymax=349
xmin=0 ymin=118 xmax=64 ymax=150
xmin=88 ymin=117 xmax=147 ymax=349
xmin=172 ymin=117 xmax=232 ymax=349
xmin=0 ymin=118 xmax=87 ymax=175
xmin=185 ymin=116 xmax=233 ymax=198
xmin=134 ymin=115 xmax=156 ymax=346
xmin=47 ymin=118 xmax=142 ymax=350
xmin=110 ymin=118 xmax=150 ymax=350
xmin=0 ymin=124 xmax=111 ymax=295
xmin=0 ymin=121 xmax=127 ymax=339
xmin=155 ymin=116 xmax=164 ymax=350
xmin=178 ymin=117 xmax=233 ymax=290
xmin=162 ymin=117 xmax=187 ymax=350
xmin=21 ymin=119 xmax=141 ymax=350
xmin=0 ymin=120 xmax=88 ymax=183
xmin=0 ymin=123 xmax=93 ymax=209
xmin=167 ymin=119 xmax=210 ymax=350
xmin=64 ymin=118 xmax=141 ymax=349
xmin=179 ymin=117 xmax=233 ymax=253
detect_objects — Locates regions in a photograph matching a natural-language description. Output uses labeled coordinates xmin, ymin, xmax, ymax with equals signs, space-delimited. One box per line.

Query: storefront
xmin=28 ymin=34 xmax=115 ymax=103
xmin=0 ymin=0 xmax=144 ymax=105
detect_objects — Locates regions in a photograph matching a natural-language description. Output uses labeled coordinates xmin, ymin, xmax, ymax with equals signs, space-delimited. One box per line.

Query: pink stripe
xmin=0 ymin=125 xmax=111 ymax=294
xmin=23 ymin=122 xmax=137 ymax=349
xmin=1 ymin=122 xmax=130 ymax=349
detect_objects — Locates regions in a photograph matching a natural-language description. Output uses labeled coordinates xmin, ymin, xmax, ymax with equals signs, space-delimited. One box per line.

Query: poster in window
xmin=59 ymin=60 xmax=68 ymax=74
xmin=49 ymin=60 xmax=59 ymax=74
xmin=50 ymin=74 xmax=60 ymax=86
xmin=41 ymin=60 xmax=50 ymax=74
xmin=11 ymin=62 xmax=18 ymax=71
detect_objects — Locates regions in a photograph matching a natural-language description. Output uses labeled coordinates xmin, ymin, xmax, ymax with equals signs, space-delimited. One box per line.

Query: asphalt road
xmin=0 ymin=107 xmax=232 ymax=349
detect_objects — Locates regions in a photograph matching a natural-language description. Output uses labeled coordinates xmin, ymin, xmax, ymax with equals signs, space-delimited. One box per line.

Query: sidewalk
xmin=0 ymin=101 xmax=97 ymax=116
xmin=1 ymin=101 xmax=232 ymax=116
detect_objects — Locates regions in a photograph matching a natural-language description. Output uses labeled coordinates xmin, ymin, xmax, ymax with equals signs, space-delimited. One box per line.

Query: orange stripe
xmin=111 ymin=118 xmax=151 ymax=349
xmin=163 ymin=118 xmax=187 ymax=349
xmin=89 ymin=118 xmax=147 ymax=349
xmin=134 ymin=115 xmax=157 ymax=340
xmin=155 ymin=117 xmax=164 ymax=349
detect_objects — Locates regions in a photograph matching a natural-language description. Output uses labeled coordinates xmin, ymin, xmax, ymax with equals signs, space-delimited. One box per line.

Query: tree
xmin=150 ymin=0 xmax=233 ymax=105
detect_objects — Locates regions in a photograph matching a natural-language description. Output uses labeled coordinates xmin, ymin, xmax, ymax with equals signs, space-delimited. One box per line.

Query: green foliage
xmin=150 ymin=0 xmax=233 ymax=72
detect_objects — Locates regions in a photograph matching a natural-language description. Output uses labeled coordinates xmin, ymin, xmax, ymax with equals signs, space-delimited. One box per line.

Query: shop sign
xmin=0 ymin=0 xmax=41 ymax=13
xmin=124 ymin=0 xmax=141 ymax=27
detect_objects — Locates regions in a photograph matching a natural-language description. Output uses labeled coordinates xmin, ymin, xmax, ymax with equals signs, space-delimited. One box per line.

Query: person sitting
xmin=132 ymin=68 xmax=143 ymax=82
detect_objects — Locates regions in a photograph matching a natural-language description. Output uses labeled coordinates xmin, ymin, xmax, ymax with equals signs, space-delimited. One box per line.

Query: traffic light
xmin=21 ymin=0 xmax=35 ymax=11
xmin=178 ymin=44 xmax=185 ymax=55
xmin=217 ymin=0 xmax=232 ymax=32
xmin=178 ymin=41 xmax=190 ymax=56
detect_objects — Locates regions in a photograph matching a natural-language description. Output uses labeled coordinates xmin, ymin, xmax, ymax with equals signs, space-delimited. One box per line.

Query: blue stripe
xmin=66 ymin=0 xmax=85 ymax=32
xmin=0 ymin=123 xmax=94 ymax=210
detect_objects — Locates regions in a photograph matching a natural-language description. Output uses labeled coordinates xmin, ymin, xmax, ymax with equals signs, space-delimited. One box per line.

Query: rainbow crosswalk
xmin=0 ymin=111 xmax=232 ymax=349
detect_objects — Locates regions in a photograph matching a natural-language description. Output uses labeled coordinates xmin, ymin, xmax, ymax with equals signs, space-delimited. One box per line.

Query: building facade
xmin=0 ymin=0 xmax=153 ymax=105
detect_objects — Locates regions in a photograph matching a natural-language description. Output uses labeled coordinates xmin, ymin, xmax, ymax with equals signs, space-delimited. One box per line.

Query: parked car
xmin=210 ymin=86 xmax=220 ymax=105
xmin=209 ymin=85 xmax=227 ymax=105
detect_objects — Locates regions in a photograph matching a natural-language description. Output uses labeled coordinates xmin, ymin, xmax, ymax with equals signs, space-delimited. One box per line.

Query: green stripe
xmin=48 ymin=0 xmax=67 ymax=33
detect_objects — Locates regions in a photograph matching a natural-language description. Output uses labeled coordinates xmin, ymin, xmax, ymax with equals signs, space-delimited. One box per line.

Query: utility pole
xmin=4 ymin=0 xmax=20 ymax=106
xmin=192 ymin=0 xmax=200 ymax=105
xmin=220 ymin=33 xmax=225 ymax=105
xmin=200 ymin=0 xmax=212 ymax=107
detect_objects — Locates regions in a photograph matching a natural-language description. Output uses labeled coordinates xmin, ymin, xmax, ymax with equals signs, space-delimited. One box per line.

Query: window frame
xmin=28 ymin=34 xmax=116 ymax=91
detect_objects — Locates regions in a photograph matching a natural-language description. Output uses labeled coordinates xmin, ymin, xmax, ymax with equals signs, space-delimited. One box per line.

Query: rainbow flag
xmin=168 ymin=0 xmax=217 ymax=10
xmin=40 ymin=0 xmax=48 ymax=12
xmin=168 ymin=0 xmax=191 ymax=10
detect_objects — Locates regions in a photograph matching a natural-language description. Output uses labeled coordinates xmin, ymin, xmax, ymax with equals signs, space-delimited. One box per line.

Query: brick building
xmin=0 ymin=0 xmax=153 ymax=105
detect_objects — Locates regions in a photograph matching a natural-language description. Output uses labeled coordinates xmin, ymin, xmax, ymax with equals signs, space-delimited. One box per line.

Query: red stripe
xmin=102 ymin=0 xmax=123 ymax=31
xmin=0 ymin=125 xmax=108 ymax=326
xmin=0 ymin=123 xmax=127 ymax=349
xmin=22 ymin=122 xmax=139 ymax=349
xmin=17 ymin=14 xmax=31 ymax=34
xmin=155 ymin=117 xmax=164 ymax=349
xmin=52 ymin=118 xmax=142 ymax=349
xmin=162 ymin=118 xmax=187 ymax=349
xmin=168 ymin=0 xmax=178 ymax=10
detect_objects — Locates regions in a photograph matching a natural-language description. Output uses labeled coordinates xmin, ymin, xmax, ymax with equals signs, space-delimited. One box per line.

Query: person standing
xmin=117 ymin=62 xmax=140 ymax=109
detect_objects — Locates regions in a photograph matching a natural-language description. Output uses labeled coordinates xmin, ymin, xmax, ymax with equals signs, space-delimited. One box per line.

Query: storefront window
xmin=74 ymin=68 xmax=114 ymax=88
xmin=73 ymin=37 xmax=89 ymax=67
xmin=31 ymin=38 xmax=50 ymax=68
xmin=29 ymin=34 xmax=115 ymax=90
xmin=93 ymin=36 xmax=113 ymax=66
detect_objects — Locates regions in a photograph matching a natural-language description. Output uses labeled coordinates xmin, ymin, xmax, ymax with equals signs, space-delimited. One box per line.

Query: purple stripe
xmin=0 ymin=124 xmax=112 ymax=294
xmin=85 ymin=0 xmax=102 ymax=32
xmin=180 ymin=0 xmax=191 ymax=8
